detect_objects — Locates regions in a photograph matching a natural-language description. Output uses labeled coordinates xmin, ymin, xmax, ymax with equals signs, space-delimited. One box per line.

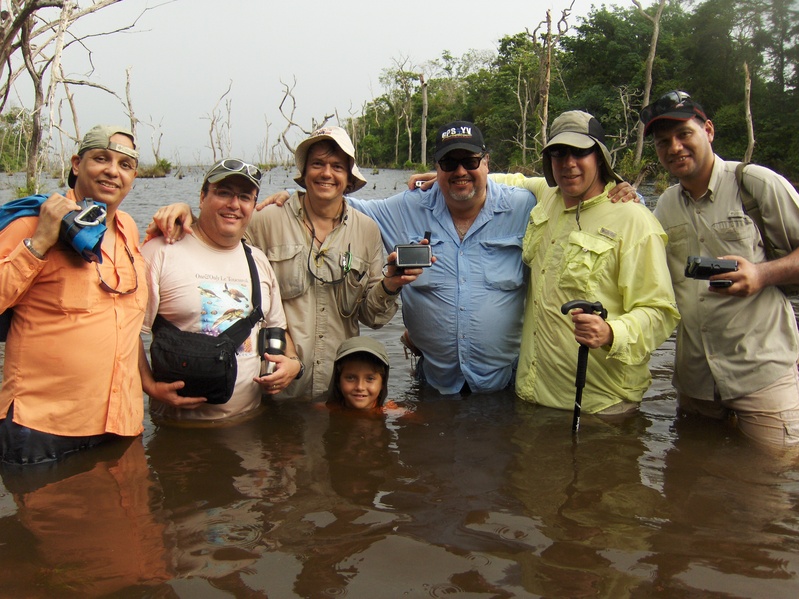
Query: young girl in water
xmin=328 ymin=337 xmax=390 ymax=410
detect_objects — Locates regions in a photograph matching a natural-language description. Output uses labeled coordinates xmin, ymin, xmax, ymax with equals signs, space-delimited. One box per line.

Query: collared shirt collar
xmin=679 ymin=154 xmax=721 ymax=205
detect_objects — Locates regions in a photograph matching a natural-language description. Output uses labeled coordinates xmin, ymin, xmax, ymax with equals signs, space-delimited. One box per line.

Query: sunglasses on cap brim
xmin=640 ymin=90 xmax=707 ymax=127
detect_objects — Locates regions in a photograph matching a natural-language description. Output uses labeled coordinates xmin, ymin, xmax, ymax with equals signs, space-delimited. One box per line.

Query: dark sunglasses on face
xmin=438 ymin=153 xmax=485 ymax=172
xmin=547 ymin=145 xmax=596 ymax=159
xmin=640 ymin=90 xmax=703 ymax=126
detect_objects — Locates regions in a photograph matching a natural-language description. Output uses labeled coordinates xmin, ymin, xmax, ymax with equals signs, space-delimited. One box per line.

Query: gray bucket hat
xmin=69 ymin=125 xmax=138 ymax=188
xmin=293 ymin=126 xmax=367 ymax=193
xmin=542 ymin=111 xmax=622 ymax=187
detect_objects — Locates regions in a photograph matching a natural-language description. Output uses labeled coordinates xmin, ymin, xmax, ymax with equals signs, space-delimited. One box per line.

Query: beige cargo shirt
xmin=654 ymin=156 xmax=799 ymax=400
xmin=246 ymin=192 xmax=398 ymax=399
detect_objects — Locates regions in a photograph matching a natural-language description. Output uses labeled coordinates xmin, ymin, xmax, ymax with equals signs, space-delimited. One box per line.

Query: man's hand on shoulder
xmin=608 ymin=182 xmax=642 ymax=204
xmin=407 ymin=173 xmax=435 ymax=191
xmin=255 ymin=190 xmax=290 ymax=211
xmin=145 ymin=203 xmax=195 ymax=244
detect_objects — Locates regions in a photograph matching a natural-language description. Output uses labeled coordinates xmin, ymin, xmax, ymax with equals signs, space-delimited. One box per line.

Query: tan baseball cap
xmin=69 ymin=125 xmax=138 ymax=188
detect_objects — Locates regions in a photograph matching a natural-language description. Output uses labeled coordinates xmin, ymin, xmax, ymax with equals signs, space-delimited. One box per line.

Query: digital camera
xmin=684 ymin=256 xmax=738 ymax=279
xmin=394 ymin=244 xmax=432 ymax=269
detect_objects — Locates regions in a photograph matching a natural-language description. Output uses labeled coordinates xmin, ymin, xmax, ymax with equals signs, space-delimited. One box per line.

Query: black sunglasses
xmin=640 ymin=90 xmax=705 ymax=126
xmin=438 ymin=153 xmax=485 ymax=172
xmin=546 ymin=145 xmax=596 ymax=159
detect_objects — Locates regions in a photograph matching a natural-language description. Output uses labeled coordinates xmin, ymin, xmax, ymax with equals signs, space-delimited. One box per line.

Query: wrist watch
xmin=288 ymin=356 xmax=305 ymax=380
xmin=23 ymin=238 xmax=45 ymax=260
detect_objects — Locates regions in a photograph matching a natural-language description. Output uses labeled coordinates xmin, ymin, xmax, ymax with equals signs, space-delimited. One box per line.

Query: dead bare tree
xmin=743 ymin=61 xmax=755 ymax=163
xmin=420 ymin=73 xmax=428 ymax=166
xmin=275 ymin=76 xmax=334 ymax=157
xmin=528 ymin=3 xmax=572 ymax=158
xmin=632 ymin=0 xmax=667 ymax=164
xmin=202 ymin=80 xmax=233 ymax=163
xmin=3 ymin=1 xmax=158 ymax=190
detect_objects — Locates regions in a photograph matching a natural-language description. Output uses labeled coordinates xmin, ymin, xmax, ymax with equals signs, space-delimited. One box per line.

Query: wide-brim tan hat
xmin=293 ymin=126 xmax=367 ymax=193
xmin=542 ymin=110 xmax=622 ymax=187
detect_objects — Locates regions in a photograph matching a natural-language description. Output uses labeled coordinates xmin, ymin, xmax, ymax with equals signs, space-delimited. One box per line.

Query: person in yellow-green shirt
xmin=491 ymin=110 xmax=679 ymax=416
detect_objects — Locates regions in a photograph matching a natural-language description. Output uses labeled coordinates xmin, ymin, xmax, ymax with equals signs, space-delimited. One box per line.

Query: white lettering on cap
xmin=441 ymin=126 xmax=472 ymax=140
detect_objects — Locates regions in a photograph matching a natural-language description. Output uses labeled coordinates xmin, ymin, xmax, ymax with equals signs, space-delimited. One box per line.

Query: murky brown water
xmin=0 ymin=170 xmax=797 ymax=598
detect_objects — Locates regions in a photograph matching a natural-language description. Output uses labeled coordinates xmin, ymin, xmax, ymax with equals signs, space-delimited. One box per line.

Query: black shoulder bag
xmin=150 ymin=240 xmax=264 ymax=404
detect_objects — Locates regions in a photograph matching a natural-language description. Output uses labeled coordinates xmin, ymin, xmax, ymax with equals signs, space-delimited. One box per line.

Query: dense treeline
xmin=347 ymin=0 xmax=799 ymax=184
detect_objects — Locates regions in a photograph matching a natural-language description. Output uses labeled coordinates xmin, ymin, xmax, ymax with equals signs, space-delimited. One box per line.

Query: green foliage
xmin=137 ymin=158 xmax=172 ymax=179
xmin=348 ymin=0 xmax=799 ymax=183
xmin=0 ymin=108 xmax=32 ymax=173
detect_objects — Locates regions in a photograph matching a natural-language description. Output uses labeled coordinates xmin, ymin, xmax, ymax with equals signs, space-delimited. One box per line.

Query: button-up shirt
xmin=493 ymin=175 xmax=679 ymax=412
xmin=654 ymin=156 xmax=799 ymax=399
xmin=246 ymin=193 xmax=398 ymax=399
xmin=350 ymin=180 xmax=536 ymax=394
xmin=0 ymin=195 xmax=147 ymax=436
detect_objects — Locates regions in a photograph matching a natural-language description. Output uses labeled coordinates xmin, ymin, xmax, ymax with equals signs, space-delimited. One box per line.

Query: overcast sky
xmin=25 ymin=0 xmax=610 ymax=164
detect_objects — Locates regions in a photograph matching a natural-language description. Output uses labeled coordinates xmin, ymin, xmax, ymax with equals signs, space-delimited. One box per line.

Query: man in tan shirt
xmin=641 ymin=90 xmax=799 ymax=446
xmin=150 ymin=128 xmax=424 ymax=399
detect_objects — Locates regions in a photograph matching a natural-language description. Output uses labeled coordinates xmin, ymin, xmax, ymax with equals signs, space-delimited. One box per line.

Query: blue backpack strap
xmin=0 ymin=194 xmax=49 ymax=230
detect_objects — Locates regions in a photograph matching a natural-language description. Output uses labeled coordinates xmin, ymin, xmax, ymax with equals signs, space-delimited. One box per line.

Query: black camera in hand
xmin=258 ymin=327 xmax=286 ymax=376
xmin=685 ymin=256 xmax=738 ymax=279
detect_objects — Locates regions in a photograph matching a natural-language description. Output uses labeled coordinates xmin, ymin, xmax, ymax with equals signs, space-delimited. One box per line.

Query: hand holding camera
xmin=685 ymin=256 xmax=738 ymax=288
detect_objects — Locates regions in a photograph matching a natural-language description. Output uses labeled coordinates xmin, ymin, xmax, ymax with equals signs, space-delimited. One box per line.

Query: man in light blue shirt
xmin=348 ymin=121 xmax=536 ymax=394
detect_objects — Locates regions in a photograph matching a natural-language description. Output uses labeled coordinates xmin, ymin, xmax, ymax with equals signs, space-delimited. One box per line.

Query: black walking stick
xmin=561 ymin=300 xmax=608 ymax=433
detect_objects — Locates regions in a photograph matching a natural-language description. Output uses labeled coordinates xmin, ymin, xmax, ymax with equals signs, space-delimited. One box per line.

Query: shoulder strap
xmin=152 ymin=240 xmax=264 ymax=348
xmin=736 ymin=162 xmax=779 ymax=260
xmin=216 ymin=240 xmax=264 ymax=347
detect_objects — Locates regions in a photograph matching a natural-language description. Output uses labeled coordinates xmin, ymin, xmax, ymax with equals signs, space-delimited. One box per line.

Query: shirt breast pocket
xmin=522 ymin=204 xmax=550 ymax=265
xmin=53 ymin=250 xmax=99 ymax=312
xmin=481 ymin=236 xmax=524 ymax=291
xmin=711 ymin=215 xmax=757 ymax=260
xmin=664 ymin=223 xmax=691 ymax=284
xmin=559 ymin=231 xmax=615 ymax=295
xmin=266 ymin=244 xmax=308 ymax=300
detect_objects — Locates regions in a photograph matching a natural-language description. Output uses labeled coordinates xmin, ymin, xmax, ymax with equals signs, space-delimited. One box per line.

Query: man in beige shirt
xmin=151 ymin=128 xmax=422 ymax=399
xmin=641 ymin=90 xmax=799 ymax=446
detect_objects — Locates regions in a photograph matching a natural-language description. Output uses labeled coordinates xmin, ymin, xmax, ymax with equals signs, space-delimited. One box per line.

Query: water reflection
xmin=0 ymin=171 xmax=798 ymax=596
xmin=0 ymin=438 xmax=171 ymax=598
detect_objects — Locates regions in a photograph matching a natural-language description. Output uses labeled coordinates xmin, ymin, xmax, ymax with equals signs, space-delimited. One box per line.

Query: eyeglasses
xmin=96 ymin=243 xmax=138 ymax=295
xmin=640 ymin=90 xmax=705 ymax=127
xmin=211 ymin=185 xmax=257 ymax=204
xmin=438 ymin=153 xmax=485 ymax=172
xmin=307 ymin=242 xmax=353 ymax=285
xmin=546 ymin=145 xmax=596 ymax=159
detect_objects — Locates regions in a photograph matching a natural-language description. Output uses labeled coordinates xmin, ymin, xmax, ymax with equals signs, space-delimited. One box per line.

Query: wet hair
xmin=329 ymin=351 xmax=389 ymax=408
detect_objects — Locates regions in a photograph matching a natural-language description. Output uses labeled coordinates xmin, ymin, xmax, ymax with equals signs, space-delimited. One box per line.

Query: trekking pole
xmin=560 ymin=300 xmax=608 ymax=433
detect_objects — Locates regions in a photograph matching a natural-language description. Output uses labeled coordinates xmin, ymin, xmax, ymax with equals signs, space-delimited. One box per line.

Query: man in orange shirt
xmin=0 ymin=125 xmax=149 ymax=464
